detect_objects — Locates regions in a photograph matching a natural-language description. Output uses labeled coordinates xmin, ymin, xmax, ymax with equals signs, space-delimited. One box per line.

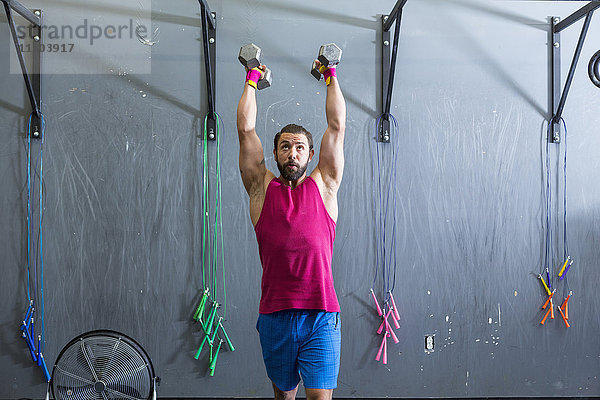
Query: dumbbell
xmin=238 ymin=43 xmax=272 ymax=89
xmin=310 ymin=43 xmax=342 ymax=80
xmin=256 ymin=68 xmax=272 ymax=90
xmin=238 ymin=43 xmax=261 ymax=69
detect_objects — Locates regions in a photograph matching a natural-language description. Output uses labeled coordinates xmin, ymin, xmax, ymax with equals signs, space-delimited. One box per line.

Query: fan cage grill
xmin=52 ymin=331 xmax=154 ymax=400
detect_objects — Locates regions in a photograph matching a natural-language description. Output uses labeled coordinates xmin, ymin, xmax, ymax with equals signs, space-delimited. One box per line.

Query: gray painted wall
xmin=1 ymin=0 xmax=599 ymax=398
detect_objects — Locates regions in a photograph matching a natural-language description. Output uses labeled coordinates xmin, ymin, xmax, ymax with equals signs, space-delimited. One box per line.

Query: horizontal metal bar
xmin=383 ymin=0 xmax=408 ymax=32
xmin=197 ymin=0 xmax=215 ymax=29
xmin=554 ymin=1 xmax=600 ymax=33
xmin=5 ymin=0 xmax=40 ymax=26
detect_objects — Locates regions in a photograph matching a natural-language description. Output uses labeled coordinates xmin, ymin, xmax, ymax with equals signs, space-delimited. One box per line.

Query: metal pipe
xmin=3 ymin=2 xmax=40 ymax=117
xmin=384 ymin=9 xmax=402 ymax=116
xmin=5 ymin=0 xmax=40 ymax=26
xmin=197 ymin=0 xmax=215 ymax=29
xmin=554 ymin=2 xmax=600 ymax=33
xmin=200 ymin=5 xmax=214 ymax=117
xmin=554 ymin=11 xmax=593 ymax=123
xmin=383 ymin=0 xmax=408 ymax=32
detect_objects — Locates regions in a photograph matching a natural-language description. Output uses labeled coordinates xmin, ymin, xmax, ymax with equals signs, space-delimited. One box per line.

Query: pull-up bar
xmin=198 ymin=0 xmax=217 ymax=140
xmin=1 ymin=0 xmax=43 ymax=137
xmin=549 ymin=1 xmax=600 ymax=143
xmin=380 ymin=0 xmax=408 ymax=143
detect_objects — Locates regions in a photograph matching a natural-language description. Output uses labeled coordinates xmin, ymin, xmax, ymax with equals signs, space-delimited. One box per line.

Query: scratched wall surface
xmin=1 ymin=0 xmax=600 ymax=398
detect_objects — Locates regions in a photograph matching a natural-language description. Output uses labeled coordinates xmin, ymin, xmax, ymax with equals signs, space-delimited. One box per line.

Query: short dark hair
xmin=274 ymin=124 xmax=313 ymax=150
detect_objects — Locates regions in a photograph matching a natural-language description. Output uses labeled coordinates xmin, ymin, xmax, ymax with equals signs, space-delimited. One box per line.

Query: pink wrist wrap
xmin=322 ymin=67 xmax=337 ymax=86
xmin=246 ymin=68 xmax=262 ymax=88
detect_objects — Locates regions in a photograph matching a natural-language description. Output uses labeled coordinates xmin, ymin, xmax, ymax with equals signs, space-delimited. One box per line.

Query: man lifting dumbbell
xmin=237 ymin=43 xmax=346 ymax=400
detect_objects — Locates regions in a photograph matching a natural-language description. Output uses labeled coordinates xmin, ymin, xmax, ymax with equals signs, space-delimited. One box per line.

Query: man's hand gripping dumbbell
xmin=239 ymin=43 xmax=272 ymax=90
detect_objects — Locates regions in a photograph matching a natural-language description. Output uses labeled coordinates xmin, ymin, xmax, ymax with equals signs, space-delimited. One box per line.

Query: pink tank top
xmin=254 ymin=176 xmax=340 ymax=314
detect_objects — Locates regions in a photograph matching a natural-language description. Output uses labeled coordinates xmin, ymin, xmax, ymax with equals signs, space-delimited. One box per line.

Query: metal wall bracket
xmin=2 ymin=1 xmax=43 ymax=138
xmin=549 ymin=1 xmax=600 ymax=143
xmin=550 ymin=16 xmax=561 ymax=143
xmin=198 ymin=0 xmax=217 ymax=140
xmin=379 ymin=0 xmax=407 ymax=143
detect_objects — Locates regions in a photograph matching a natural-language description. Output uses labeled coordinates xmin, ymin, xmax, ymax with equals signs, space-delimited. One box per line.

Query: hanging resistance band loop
xmin=22 ymin=112 xmax=49 ymax=381
xmin=193 ymin=112 xmax=232 ymax=376
xmin=371 ymin=114 xmax=401 ymax=364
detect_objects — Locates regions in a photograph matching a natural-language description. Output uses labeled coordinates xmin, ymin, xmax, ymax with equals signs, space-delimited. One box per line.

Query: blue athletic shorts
xmin=256 ymin=309 xmax=341 ymax=391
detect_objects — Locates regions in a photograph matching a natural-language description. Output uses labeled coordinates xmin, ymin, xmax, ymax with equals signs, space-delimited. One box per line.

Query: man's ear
xmin=309 ymin=148 xmax=315 ymax=162
xmin=273 ymin=149 xmax=277 ymax=161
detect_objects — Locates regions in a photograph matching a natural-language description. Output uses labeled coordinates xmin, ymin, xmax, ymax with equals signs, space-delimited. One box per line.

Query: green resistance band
xmin=218 ymin=320 xmax=235 ymax=352
xmin=193 ymin=288 xmax=210 ymax=322
xmin=192 ymin=114 xmax=234 ymax=376
xmin=193 ymin=309 xmax=235 ymax=368
xmin=209 ymin=340 xmax=223 ymax=376
xmin=205 ymin=302 xmax=219 ymax=335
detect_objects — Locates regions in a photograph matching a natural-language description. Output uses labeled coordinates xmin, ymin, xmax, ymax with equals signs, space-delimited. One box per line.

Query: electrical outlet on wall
xmin=424 ymin=334 xmax=435 ymax=354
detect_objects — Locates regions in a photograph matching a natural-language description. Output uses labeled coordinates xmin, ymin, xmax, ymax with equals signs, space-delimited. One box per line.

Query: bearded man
xmin=236 ymin=59 xmax=346 ymax=400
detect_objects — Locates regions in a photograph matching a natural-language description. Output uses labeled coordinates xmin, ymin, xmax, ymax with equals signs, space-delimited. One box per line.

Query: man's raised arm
xmin=316 ymin=65 xmax=346 ymax=189
xmin=237 ymin=68 xmax=268 ymax=195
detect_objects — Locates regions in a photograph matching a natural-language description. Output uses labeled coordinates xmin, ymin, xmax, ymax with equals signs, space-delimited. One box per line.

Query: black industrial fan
xmin=50 ymin=330 xmax=159 ymax=400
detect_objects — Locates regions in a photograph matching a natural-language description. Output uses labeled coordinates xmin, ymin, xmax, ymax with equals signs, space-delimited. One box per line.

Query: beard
xmin=277 ymin=159 xmax=309 ymax=182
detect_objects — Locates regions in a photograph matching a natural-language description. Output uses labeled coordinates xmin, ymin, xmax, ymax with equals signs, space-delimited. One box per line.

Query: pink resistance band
xmin=246 ymin=68 xmax=262 ymax=88
xmin=322 ymin=67 xmax=337 ymax=86
xmin=389 ymin=291 xmax=400 ymax=321
xmin=376 ymin=334 xmax=386 ymax=364
xmin=371 ymin=289 xmax=401 ymax=365
xmin=370 ymin=289 xmax=383 ymax=316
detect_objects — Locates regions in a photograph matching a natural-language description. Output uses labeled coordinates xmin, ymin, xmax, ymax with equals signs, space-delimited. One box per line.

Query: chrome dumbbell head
xmin=317 ymin=43 xmax=342 ymax=68
xmin=238 ymin=43 xmax=262 ymax=69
